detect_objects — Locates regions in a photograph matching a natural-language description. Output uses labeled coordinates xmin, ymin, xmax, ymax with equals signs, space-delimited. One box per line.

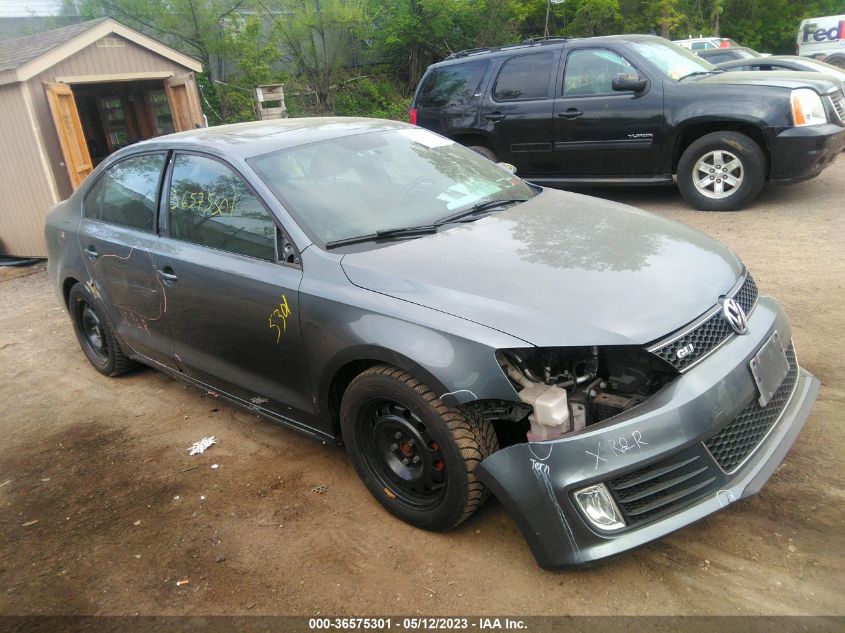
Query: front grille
xmin=829 ymin=91 xmax=845 ymax=122
xmin=649 ymin=274 xmax=758 ymax=371
xmin=705 ymin=343 xmax=798 ymax=472
xmin=607 ymin=446 xmax=719 ymax=527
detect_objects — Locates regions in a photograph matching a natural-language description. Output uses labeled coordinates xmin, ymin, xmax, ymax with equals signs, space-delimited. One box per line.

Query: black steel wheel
xmin=356 ymin=398 xmax=448 ymax=511
xmin=68 ymin=283 xmax=136 ymax=376
xmin=340 ymin=365 xmax=498 ymax=531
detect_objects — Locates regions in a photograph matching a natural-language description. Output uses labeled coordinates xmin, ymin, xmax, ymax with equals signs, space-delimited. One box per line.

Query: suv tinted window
xmin=84 ymin=153 xmax=166 ymax=232
xmin=417 ymin=61 xmax=487 ymax=107
xmin=168 ymin=154 xmax=276 ymax=261
xmin=563 ymin=49 xmax=635 ymax=97
xmin=494 ymin=53 xmax=554 ymax=101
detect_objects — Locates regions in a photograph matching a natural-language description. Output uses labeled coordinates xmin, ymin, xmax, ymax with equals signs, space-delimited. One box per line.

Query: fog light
xmin=573 ymin=483 xmax=626 ymax=531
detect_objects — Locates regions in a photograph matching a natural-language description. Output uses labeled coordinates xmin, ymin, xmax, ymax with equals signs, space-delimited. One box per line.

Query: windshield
xmin=248 ymin=128 xmax=535 ymax=245
xmin=631 ymin=39 xmax=717 ymax=80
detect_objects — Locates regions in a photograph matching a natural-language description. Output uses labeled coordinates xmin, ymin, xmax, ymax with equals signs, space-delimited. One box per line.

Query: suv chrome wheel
xmin=693 ymin=150 xmax=744 ymax=199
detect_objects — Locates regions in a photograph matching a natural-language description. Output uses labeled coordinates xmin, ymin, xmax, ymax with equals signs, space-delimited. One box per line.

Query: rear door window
xmin=494 ymin=53 xmax=554 ymax=101
xmin=167 ymin=153 xmax=276 ymax=261
xmin=417 ymin=61 xmax=488 ymax=107
xmin=84 ymin=153 xmax=167 ymax=233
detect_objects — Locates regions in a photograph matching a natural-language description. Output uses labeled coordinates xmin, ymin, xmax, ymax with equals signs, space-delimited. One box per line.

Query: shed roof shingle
xmin=0 ymin=17 xmax=108 ymax=73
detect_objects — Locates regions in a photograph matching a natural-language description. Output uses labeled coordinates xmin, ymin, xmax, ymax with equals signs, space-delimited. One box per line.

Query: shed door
xmin=45 ymin=82 xmax=93 ymax=190
xmin=165 ymin=73 xmax=204 ymax=131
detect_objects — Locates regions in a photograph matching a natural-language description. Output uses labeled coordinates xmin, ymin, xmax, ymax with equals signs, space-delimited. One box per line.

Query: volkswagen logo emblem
xmin=722 ymin=298 xmax=748 ymax=334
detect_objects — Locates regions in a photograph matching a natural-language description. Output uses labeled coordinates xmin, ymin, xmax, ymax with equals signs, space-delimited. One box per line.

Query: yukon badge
xmin=676 ymin=343 xmax=695 ymax=360
xmin=722 ymin=297 xmax=748 ymax=334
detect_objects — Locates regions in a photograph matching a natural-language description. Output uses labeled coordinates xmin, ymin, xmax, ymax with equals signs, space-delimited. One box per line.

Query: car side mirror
xmin=612 ymin=73 xmax=648 ymax=92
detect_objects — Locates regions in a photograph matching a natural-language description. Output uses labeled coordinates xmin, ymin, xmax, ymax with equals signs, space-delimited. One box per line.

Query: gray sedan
xmin=45 ymin=118 xmax=820 ymax=568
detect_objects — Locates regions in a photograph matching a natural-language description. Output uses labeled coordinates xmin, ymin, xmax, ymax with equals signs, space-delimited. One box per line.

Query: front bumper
xmin=476 ymin=296 xmax=820 ymax=568
xmin=768 ymin=123 xmax=845 ymax=183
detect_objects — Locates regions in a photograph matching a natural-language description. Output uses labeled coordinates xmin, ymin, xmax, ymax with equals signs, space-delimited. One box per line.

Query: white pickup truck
xmin=798 ymin=15 xmax=845 ymax=68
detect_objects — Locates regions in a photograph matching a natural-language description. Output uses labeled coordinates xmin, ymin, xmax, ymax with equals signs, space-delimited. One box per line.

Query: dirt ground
xmin=1 ymin=161 xmax=844 ymax=618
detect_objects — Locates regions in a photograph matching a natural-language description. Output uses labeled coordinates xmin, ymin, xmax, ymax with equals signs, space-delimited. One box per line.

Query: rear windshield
xmin=417 ymin=60 xmax=488 ymax=108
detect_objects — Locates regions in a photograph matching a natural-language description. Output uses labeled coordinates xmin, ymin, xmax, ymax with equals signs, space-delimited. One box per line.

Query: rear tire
xmin=677 ymin=131 xmax=765 ymax=211
xmin=68 ymin=283 xmax=136 ymax=376
xmin=340 ymin=365 xmax=497 ymax=531
xmin=468 ymin=145 xmax=498 ymax=162
xmin=824 ymin=54 xmax=845 ymax=69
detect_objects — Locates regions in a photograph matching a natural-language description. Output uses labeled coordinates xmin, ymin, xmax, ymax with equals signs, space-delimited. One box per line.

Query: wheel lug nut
xmin=717 ymin=179 xmax=722 ymax=183
xmin=390 ymin=443 xmax=398 ymax=451
xmin=710 ymin=176 xmax=715 ymax=180
xmin=394 ymin=432 xmax=401 ymax=439
xmin=412 ymin=456 xmax=420 ymax=464
xmin=710 ymin=169 xmax=714 ymax=173
xmin=402 ymin=458 xmax=410 ymax=465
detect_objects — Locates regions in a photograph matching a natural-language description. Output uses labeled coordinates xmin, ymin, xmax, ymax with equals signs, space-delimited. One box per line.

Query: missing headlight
xmin=496 ymin=346 xmax=677 ymax=441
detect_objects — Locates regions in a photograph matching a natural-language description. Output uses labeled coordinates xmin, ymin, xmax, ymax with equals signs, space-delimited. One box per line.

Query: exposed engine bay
xmin=484 ymin=347 xmax=677 ymax=446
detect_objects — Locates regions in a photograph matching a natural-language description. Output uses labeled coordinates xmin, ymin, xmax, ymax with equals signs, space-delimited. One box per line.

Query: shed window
xmin=85 ymin=153 xmax=166 ymax=232
xmin=168 ymin=154 xmax=276 ymax=261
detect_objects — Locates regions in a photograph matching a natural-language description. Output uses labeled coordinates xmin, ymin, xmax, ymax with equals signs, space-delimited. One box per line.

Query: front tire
xmin=68 ymin=283 xmax=136 ymax=376
xmin=677 ymin=131 xmax=765 ymax=211
xmin=340 ymin=365 xmax=497 ymax=531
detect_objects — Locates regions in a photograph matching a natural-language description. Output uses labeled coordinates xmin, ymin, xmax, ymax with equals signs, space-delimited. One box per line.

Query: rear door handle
xmin=84 ymin=246 xmax=98 ymax=260
xmin=157 ymin=266 xmax=178 ymax=282
xmin=558 ymin=109 xmax=583 ymax=119
xmin=484 ymin=112 xmax=507 ymax=122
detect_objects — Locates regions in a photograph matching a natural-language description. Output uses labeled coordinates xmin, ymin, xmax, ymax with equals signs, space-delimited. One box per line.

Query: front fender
xmin=299 ymin=247 xmax=526 ymax=434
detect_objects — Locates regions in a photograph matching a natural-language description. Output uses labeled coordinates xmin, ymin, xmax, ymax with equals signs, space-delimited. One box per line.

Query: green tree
xmin=262 ymin=0 xmax=369 ymax=110
xmin=643 ymin=0 xmax=682 ymax=38
xmin=571 ymin=0 xmax=623 ymax=36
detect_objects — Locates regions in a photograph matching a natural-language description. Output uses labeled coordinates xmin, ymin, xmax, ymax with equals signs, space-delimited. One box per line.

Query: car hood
xmin=340 ymin=189 xmax=744 ymax=347
xmin=697 ymin=70 xmax=840 ymax=93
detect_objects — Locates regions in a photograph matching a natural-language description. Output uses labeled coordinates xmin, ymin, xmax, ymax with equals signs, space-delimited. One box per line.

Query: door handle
xmin=84 ymin=246 xmax=98 ymax=260
xmin=484 ymin=112 xmax=507 ymax=122
xmin=157 ymin=267 xmax=178 ymax=282
xmin=558 ymin=108 xmax=583 ymax=119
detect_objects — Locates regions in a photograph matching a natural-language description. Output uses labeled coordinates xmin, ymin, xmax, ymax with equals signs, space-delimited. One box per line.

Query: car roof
xmin=122 ymin=117 xmax=411 ymax=160
xmin=435 ymin=34 xmax=662 ymax=66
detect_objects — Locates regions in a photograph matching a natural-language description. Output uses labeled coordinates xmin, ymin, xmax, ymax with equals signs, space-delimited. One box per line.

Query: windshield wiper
xmin=436 ymin=198 xmax=528 ymax=224
xmin=325 ymin=224 xmax=440 ymax=249
xmin=680 ymin=70 xmax=722 ymax=80
xmin=324 ymin=198 xmax=529 ymax=249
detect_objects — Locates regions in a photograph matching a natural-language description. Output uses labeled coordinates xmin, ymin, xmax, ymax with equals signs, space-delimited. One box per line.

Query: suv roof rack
xmin=445 ymin=37 xmax=570 ymax=60
xmin=521 ymin=36 xmax=569 ymax=43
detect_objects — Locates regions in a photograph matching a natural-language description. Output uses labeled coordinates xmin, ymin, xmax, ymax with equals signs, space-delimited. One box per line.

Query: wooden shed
xmin=0 ymin=17 xmax=204 ymax=257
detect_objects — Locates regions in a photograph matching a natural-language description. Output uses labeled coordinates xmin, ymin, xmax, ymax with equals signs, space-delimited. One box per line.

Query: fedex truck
xmin=798 ymin=15 xmax=845 ymax=68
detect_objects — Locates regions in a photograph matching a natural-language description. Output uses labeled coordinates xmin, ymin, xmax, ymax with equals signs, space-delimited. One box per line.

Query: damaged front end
xmin=470 ymin=295 xmax=820 ymax=568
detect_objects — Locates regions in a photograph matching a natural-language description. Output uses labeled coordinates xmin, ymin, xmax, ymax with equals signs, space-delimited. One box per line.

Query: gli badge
xmin=676 ymin=343 xmax=695 ymax=360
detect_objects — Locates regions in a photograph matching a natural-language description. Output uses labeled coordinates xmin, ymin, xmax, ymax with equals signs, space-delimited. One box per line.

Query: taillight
xmin=720 ymin=40 xmax=730 ymax=48
xmin=409 ymin=108 xmax=417 ymax=125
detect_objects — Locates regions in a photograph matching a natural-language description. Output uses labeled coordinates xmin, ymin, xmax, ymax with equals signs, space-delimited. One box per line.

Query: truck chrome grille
xmin=606 ymin=446 xmax=718 ymax=526
xmin=648 ymin=274 xmax=758 ymax=371
xmin=705 ymin=343 xmax=798 ymax=472
xmin=829 ymin=91 xmax=845 ymax=123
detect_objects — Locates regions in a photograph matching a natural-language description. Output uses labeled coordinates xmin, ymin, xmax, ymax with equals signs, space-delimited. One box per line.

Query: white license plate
xmin=749 ymin=332 xmax=789 ymax=408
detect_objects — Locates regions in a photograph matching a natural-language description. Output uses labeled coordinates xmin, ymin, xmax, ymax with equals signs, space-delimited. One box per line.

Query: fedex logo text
xmin=802 ymin=20 xmax=845 ymax=43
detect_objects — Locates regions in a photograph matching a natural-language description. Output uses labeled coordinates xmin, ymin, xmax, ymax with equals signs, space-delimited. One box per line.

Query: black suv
xmin=411 ymin=35 xmax=845 ymax=210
